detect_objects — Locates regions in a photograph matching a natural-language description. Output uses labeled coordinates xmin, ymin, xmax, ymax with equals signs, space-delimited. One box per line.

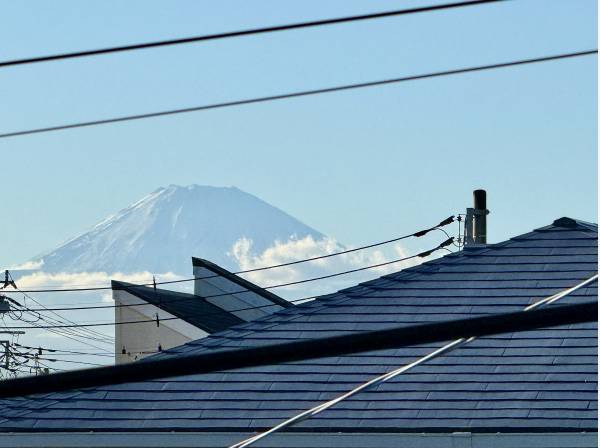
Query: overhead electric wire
xmin=13 ymin=343 xmax=114 ymax=358
xmin=0 ymin=300 xmax=595 ymax=398
xmin=0 ymin=240 xmax=453 ymax=329
xmin=31 ymin=352 xmax=113 ymax=358
xmin=5 ymin=291 xmax=114 ymax=352
xmin=229 ymin=274 xmax=598 ymax=447
xmin=10 ymin=284 xmax=114 ymax=344
xmin=24 ymin=293 xmax=316 ymax=314
xmin=40 ymin=358 xmax=106 ymax=367
xmin=0 ymin=0 xmax=507 ymax=68
xmin=35 ymin=361 xmax=66 ymax=372
xmin=15 ymin=303 xmax=114 ymax=344
xmin=5 ymin=271 xmax=114 ymax=343
xmin=13 ymin=317 xmax=113 ymax=351
xmin=10 ymin=298 xmax=114 ymax=347
xmin=0 ymin=50 xmax=596 ymax=139
xmin=6 ymin=217 xmax=454 ymax=293
xmin=18 ymin=354 xmax=106 ymax=367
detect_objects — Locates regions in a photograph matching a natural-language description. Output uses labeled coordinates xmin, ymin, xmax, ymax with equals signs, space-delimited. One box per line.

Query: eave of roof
xmin=111 ymin=280 xmax=244 ymax=333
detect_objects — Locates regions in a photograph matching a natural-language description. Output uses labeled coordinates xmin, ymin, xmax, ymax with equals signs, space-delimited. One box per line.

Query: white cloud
xmin=3 ymin=259 xmax=44 ymax=270
xmin=11 ymin=270 xmax=183 ymax=290
xmin=230 ymin=235 xmax=423 ymax=299
xmin=38 ymin=330 xmax=67 ymax=339
xmin=101 ymin=292 xmax=115 ymax=303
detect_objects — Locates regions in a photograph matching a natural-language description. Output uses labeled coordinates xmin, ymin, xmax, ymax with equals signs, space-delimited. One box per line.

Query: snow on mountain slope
xmin=32 ymin=185 xmax=325 ymax=275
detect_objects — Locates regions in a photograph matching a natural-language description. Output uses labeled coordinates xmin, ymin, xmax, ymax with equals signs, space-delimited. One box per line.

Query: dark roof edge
xmin=555 ymin=217 xmax=597 ymax=230
xmin=110 ymin=280 xmax=244 ymax=332
xmin=111 ymin=279 xmax=177 ymax=294
xmin=1 ymin=426 xmax=596 ymax=434
xmin=535 ymin=217 xmax=598 ymax=232
xmin=191 ymin=257 xmax=292 ymax=308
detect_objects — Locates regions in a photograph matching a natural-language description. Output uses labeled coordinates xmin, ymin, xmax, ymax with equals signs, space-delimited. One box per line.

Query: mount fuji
xmin=29 ymin=185 xmax=326 ymax=275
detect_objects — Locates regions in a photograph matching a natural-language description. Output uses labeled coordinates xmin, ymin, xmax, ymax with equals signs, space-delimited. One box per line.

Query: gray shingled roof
xmin=111 ymin=280 xmax=244 ymax=333
xmin=0 ymin=217 xmax=597 ymax=433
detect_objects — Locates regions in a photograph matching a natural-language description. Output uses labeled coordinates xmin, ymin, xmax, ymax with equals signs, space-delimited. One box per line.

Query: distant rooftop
xmin=111 ymin=280 xmax=243 ymax=333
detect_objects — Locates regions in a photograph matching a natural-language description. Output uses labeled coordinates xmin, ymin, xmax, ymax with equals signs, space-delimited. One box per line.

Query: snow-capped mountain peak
xmin=32 ymin=185 xmax=324 ymax=275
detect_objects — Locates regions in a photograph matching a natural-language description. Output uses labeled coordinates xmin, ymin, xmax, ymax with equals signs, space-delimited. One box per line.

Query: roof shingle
xmin=0 ymin=218 xmax=597 ymax=433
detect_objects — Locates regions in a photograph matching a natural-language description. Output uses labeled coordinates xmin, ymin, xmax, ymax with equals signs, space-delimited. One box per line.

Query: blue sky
xmin=0 ymin=0 xmax=597 ymax=268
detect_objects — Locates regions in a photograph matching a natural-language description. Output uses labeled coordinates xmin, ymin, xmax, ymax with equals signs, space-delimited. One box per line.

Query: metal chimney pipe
xmin=473 ymin=189 xmax=487 ymax=244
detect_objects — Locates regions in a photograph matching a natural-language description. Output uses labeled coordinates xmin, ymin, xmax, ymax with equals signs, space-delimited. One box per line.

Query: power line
xmin=0 ymin=301 xmax=594 ymax=398
xmin=1 ymin=50 xmax=596 ymax=139
xmin=18 ymin=354 xmax=106 ymax=367
xmin=8 ymin=300 xmax=114 ymax=345
xmin=13 ymin=343 xmax=114 ymax=358
xmin=8 ymin=283 xmax=114 ymax=343
xmin=230 ymin=274 xmax=597 ymax=447
xmin=4 ymin=289 xmax=114 ymax=352
xmin=6 ymin=218 xmax=453 ymax=293
xmin=12 ymin=316 xmax=113 ymax=350
xmin=0 ymin=0 xmax=507 ymax=69
xmin=18 ymin=293 xmax=114 ymax=342
xmin=1 ymin=241 xmax=452 ymax=329
xmin=27 ymin=294 xmax=315 ymax=314
xmin=11 ymin=317 xmax=113 ymax=352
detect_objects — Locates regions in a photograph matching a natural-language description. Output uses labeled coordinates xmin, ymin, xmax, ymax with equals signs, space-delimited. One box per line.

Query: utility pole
xmin=0 ymin=332 xmax=26 ymax=377
xmin=0 ymin=340 xmax=9 ymax=370
xmin=0 ymin=270 xmax=17 ymax=289
xmin=1 ymin=270 xmax=33 ymax=376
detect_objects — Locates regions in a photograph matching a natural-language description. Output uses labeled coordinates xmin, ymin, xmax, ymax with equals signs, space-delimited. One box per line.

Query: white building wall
xmin=193 ymin=265 xmax=283 ymax=321
xmin=114 ymin=289 xmax=208 ymax=364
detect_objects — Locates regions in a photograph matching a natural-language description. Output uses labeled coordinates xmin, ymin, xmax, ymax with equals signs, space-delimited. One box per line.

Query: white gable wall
xmin=193 ymin=265 xmax=283 ymax=321
xmin=113 ymin=289 xmax=208 ymax=364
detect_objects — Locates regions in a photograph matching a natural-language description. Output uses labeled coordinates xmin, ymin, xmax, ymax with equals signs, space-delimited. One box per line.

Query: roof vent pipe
xmin=464 ymin=189 xmax=489 ymax=246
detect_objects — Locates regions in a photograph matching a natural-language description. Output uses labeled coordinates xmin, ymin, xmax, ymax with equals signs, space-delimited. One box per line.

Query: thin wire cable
xmin=8 ymin=239 xmax=452 ymax=316
xmin=13 ymin=317 xmax=113 ymax=351
xmin=30 ymin=352 xmax=114 ymax=358
xmin=6 ymin=217 xmax=453 ymax=293
xmin=11 ymin=297 xmax=115 ymax=343
xmin=8 ymin=295 xmax=114 ymax=345
xmin=10 ymin=283 xmax=114 ymax=343
xmin=229 ymin=274 xmax=598 ymax=447
xmin=0 ymin=0 xmax=507 ymax=68
xmin=21 ymin=293 xmax=315 ymax=313
xmin=1 ymin=50 xmax=596 ymax=139
xmin=14 ymin=319 xmax=112 ymax=352
xmin=13 ymin=343 xmax=114 ymax=358
xmin=5 ymin=287 xmax=114 ymax=351
xmin=523 ymin=274 xmax=598 ymax=311
xmin=18 ymin=355 xmax=106 ymax=367
xmin=0 ymin=241 xmax=451 ymax=329
xmin=231 ymin=339 xmax=467 ymax=448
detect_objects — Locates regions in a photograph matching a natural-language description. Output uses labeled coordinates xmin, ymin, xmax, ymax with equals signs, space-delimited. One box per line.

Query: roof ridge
xmin=111 ymin=279 xmax=191 ymax=297
xmin=534 ymin=217 xmax=598 ymax=233
xmin=119 ymin=217 xmax=598 ymax=357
